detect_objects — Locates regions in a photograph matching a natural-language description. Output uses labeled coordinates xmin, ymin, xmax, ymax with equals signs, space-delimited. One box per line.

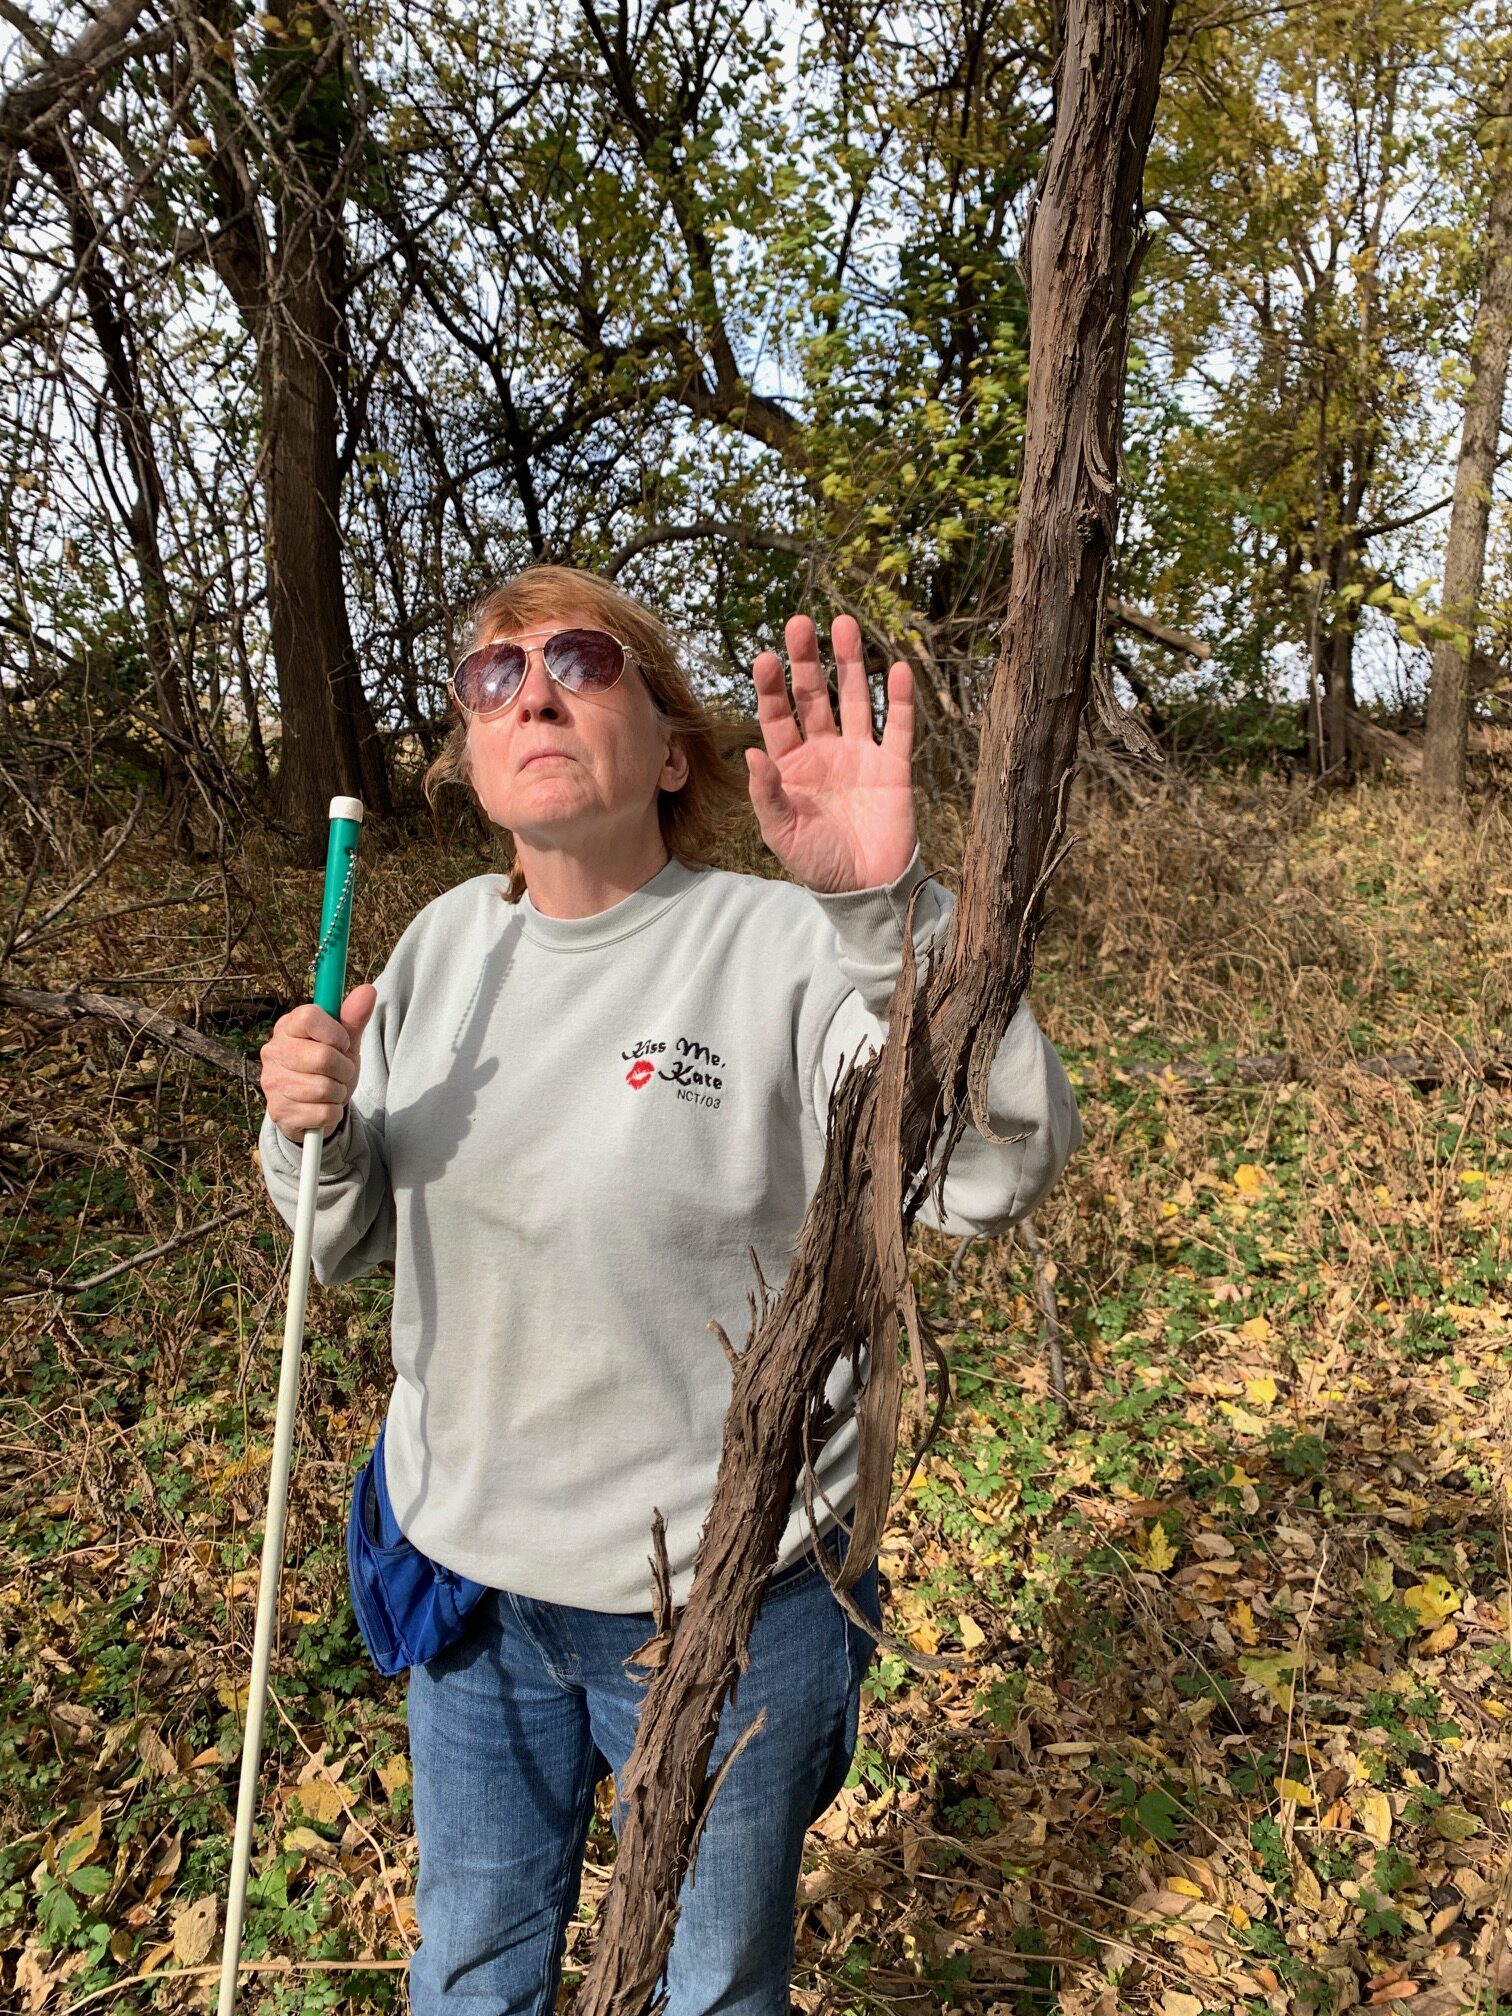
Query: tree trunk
xmin=574 ymin=0 xmax=1173 ymax=2008
xmin=260 ymin=210 xmax=392 ymax=859
xmin=1322 ymin=616 xmax=1357 ymax=774
xmin=1423 ymin=76 xmax=1512 ymax=805
xmin=181 ymin=0 xmax=392 ymax=862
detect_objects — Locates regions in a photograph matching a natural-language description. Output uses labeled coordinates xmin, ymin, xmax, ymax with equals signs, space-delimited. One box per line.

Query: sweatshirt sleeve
xmin=256 ymin=982 xmax=399 ymax=1286
xmin=806 ymin=842 xmax=1082 ymax=1236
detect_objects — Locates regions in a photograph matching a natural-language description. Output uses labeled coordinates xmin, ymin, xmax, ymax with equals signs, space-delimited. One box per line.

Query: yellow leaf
xmin=1138 ymin=1521 xmax=1177 ymax=1573
xmin=213 ymin=1445 xmax=271 ymax=1494
xmin=1403 ymin=1576 xmax=1460 ymax=1629
xmin=1362 ymin=1556 xmax=1395 ymax=1604
xmin=184 ymin=136 xmax=213 ymax=159
xmin=1355 ymin=1790 xmax=1392 ymax=1845
xmin=1234 ymin=1163 xmax=1268 ymax=1196
xmin=292 ymin=1778 xmax=345 ymax=1826
xmin=1422 ymin=1622 xmax=1458 ymax=1655
xmin=1167 ymin=1877 xmax=1205 ymax=1900
xmin=377 ymin=1754 xmax=411 ymax=1796
xmin=1430 ymin=1806 xmax=1481 ymax=1842
xmin=57 ymin=1803 xmax=103 ymax=1872
xmin=1239 ymin=1317 xmax=1274 ymax=1345
xmin=907 ymin=1621 xmax=940 ymax=1655
xmin=957 ymin=1613 xmax=986 ymax=1651
xmin=283 ymin=1826 xmax=325 ymax=1853
xmin=1239 ymin=1651 xmax=1300 ymax=1710
xmin=1244 ymin=1375 xmax=1278 ymax=1404
xmin=1230 ymin=1601 xmax=1260 ymax=1646
xmin=1219 ymin=1400 xmax=1269 ymax=1435
xmin=215 ymin=1679 xmax=250 ymax=1716
xmin=1278 ymin=1776 xmax=1316 ymax=1807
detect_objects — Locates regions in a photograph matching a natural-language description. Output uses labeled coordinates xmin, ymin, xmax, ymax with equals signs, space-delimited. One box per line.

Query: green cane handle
xmin=312 ymin=797 xmax=364 ymax=1017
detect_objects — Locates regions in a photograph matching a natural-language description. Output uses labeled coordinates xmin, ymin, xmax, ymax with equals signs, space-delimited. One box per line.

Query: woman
xmin=258 ymin=563 xmax=1081 ymax=2016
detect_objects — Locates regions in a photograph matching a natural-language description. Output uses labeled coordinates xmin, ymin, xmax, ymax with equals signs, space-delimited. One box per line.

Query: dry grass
xmin=0 ymin=771 xmax=1508 ymax=2016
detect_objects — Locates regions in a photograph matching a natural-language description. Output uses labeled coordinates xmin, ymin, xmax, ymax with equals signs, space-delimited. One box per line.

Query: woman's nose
xmin=515 ymin=647 xmax=560 ymax=718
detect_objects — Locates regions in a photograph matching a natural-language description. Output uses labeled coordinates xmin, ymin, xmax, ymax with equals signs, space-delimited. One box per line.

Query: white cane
xmin=218 ymin=796 xmax=364 ymax=2016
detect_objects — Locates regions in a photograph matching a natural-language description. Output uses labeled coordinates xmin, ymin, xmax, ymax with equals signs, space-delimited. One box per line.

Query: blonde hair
xmin=424 ymin=564 xmax=751 ymax=901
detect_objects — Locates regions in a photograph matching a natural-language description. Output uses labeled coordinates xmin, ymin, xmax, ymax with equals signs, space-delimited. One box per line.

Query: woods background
xmin=2 ymin=1 xmax=1511 ymax=2014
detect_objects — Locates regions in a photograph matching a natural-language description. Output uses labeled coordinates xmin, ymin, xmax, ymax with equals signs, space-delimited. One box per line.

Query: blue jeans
xmin=406 ymin=1532 xmax=881 ymax=2016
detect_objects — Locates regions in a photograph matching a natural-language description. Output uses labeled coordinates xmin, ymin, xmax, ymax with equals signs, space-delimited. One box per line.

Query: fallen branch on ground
xmin=1127 ymin=1047 xmax=1510 ymax=1090
xmin=12 ymin=1205 xmax=249 ymax=1300
xmin=0 ymin=982 xmax=257 ymax=1083
xmin=0 ymin=1125 xmax=105 ymax=1161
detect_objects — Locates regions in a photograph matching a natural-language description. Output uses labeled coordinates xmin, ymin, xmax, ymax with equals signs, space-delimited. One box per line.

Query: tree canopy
xmin=2 ymin=0 xmax=1508 ymax=854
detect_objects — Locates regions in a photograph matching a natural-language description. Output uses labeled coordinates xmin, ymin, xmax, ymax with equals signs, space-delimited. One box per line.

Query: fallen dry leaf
xmin=171 ymin=1892 xmax=217 ymax=1967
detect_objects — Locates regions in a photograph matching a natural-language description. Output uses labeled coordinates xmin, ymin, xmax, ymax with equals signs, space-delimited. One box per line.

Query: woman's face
xmin=464 ymin=613 xmax=689 ymax=847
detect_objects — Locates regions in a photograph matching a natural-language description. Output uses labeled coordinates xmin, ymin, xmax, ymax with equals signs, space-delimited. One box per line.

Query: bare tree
xmin=159 ymin=0 xmax=392 ymax=854
xmin=0 ymin=0 xmax=214 ymax=846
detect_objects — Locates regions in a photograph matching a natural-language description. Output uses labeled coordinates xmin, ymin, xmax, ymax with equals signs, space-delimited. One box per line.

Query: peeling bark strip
xmin=576 ymin=3 xmax=1174 ymax=2009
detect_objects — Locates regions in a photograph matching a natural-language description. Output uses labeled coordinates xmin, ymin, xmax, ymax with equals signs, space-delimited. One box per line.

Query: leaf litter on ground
xmin=0 ymin=776 xmax=1508 ymax=2016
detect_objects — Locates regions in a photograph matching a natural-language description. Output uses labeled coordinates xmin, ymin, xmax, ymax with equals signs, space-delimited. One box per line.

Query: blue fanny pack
xmin=346 ymin=1422 xmax=489 ymax=1676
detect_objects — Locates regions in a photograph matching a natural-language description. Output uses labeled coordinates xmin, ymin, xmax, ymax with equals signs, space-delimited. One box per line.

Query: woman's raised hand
xmin=260 ymin=983 xmax=378 ymax=1143
xmin=745 ymin=612 xmax=917 ymax=895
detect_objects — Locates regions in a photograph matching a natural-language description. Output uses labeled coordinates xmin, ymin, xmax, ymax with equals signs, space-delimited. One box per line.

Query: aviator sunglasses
xmin=449 ymin=627 xmax=632 ymax=718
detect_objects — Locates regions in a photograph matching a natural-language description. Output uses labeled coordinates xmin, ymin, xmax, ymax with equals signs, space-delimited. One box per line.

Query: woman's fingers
xmin=784 ymin=614 xmax=836 ymax=741
xmin=879 ymin=657 xmax=915 ymax=760
xmin=750 ymin=647 xmax=803 ymax=763
xmin=284 ymin=1002 xmax=348 ymax=1041
xmin=278 ymin=1036 xmax=357 ymax=1090
xmin=743 ymin=743 xmax=795 ymax=840
xmin=260 ymin=1001 xmax=362 ymax=1139
xmin=341 ymin=983 xmax=378 ymax=1050
xmin=752 ymin=611 xmax=903 ymax=760
xmin=274 ymin=1101 xmax=347 ymax=1141
xmin=832 ymin=614 xmax=874 ymax=741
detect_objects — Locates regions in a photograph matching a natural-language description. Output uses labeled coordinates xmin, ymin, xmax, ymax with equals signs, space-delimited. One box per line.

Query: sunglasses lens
xmin=455 ymin=642 xmax=526 ymax=713
xmin=546 ymin=629 xmax=625 ymax=691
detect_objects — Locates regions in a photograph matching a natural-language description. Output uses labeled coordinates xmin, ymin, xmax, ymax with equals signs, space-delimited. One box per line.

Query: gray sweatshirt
xmin=258 ymin=841 xmax=1081 ymax=1612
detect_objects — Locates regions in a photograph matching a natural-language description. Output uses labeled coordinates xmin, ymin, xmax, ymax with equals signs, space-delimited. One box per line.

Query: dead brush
xmin=0 ymin=768 xmax=1509 ymax=2015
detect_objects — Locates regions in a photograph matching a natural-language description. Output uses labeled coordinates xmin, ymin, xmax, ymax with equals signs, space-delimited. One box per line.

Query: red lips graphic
xmin=626 ymin=1060 xmax=655 ymax=1090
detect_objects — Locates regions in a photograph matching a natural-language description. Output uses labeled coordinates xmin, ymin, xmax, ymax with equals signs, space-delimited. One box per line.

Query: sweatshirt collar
xmin=514 ymin=853 xmax=704 ymax=950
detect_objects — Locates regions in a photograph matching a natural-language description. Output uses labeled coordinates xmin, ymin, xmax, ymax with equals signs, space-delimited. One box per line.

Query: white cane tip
xmin=328 ymin=796 xmax=365 ymax=824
